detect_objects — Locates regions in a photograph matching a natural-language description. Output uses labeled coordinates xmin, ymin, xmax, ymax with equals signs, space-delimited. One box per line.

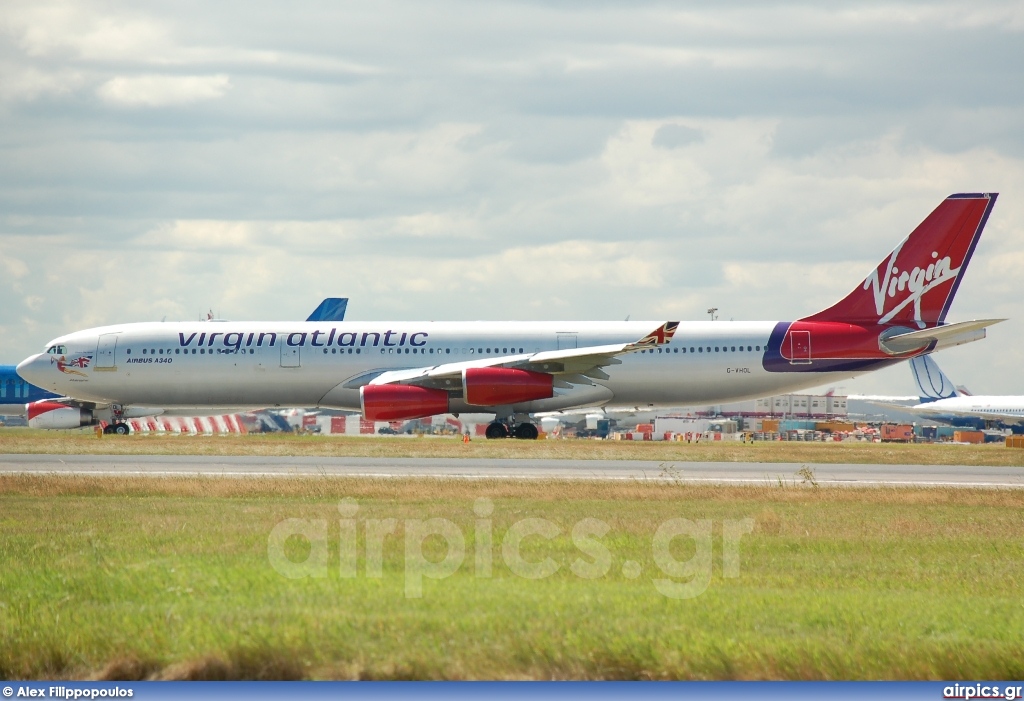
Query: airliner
xmin=17 ymin=194 xmax=1003 ymax=438
xmin=872 ymin=354 xmax=1024 ymax=430
xmin=0 ymin=365 xmax=59 ymax=420
xmin=7 ymin=297 xmax=348 ymax=431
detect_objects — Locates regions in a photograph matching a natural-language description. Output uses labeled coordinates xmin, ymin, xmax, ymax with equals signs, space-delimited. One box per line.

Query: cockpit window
xmin=45 ymin=345 xmax=67 ymax=354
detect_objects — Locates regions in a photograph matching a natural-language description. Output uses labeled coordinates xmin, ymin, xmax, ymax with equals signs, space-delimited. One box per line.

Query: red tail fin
xmin=803 ymin=193 xmax=997 ymax=328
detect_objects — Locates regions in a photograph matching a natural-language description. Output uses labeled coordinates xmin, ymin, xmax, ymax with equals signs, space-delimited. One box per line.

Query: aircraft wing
xmin=907 ymin=404 xmax=1024 ymax=425
xmin=35 ymin=396 xmax=99 ymax=410
xmin=363 ymin=322 xmax=679 ymax=391
xmin=865 ymin=399 xmax=1024 ymax=426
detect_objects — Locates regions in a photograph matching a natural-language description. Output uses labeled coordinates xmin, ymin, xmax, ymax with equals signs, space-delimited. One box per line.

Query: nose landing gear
xmin=102 ymin=404 xmax=130 ymax=435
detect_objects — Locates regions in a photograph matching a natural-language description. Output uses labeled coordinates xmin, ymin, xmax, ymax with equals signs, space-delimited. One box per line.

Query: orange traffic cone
xmin=463 ymin=433 xmax=470 ymax=444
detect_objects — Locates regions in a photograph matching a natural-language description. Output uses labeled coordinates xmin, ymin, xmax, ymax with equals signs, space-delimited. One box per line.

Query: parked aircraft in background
xmin=6 ymin=298 xmax=348 ymax=432
xmin=306 ymin=298 xmax=349 ymax=322
xmin=17 ymin=194 xmax=1002 ymax=438
xmin=871 ymin=354 xmax=1024 ymax=431
xmin=0 ymin=365 xmax=60 ymax=422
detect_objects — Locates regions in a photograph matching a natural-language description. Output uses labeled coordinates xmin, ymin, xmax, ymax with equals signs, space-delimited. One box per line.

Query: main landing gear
xmin=102 ymin=404 xmax=130 ymax=435
xmin=485 ymin=422 xmax=509 ymax=439
xmin=484 ymin=419 xmax=539 ymax=440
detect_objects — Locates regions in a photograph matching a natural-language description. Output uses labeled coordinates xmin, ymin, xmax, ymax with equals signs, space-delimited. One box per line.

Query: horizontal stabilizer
xmin=306 ymin=297 xmax=349 ymax=322
xmin=879 ymin=319 xmax=1005 ymax=354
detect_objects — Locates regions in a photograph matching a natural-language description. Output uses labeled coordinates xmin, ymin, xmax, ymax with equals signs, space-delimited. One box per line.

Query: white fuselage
xmin=908 ymin=396 xmax=1024 ymax=425
xmin=19 ymin=320 xmax=865 ymax=414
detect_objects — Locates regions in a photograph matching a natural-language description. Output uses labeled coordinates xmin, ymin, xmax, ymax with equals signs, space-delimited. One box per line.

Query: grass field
xmin=2 ymin=428 xmax=1024 ymax=466
xmin=2 ymin=474 xmax=1023 ymax=680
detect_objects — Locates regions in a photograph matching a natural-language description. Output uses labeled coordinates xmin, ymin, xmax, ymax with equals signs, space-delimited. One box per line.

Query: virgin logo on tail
xmin=865 ymin=241 xmax=959 ymax=328
xmin=802 ymin=193 xmax=996 ymax=329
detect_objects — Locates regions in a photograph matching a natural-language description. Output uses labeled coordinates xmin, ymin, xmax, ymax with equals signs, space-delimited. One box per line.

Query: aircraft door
xmin=788 ymin=330 xmax=811 ymax=364
xmin=95 ymin=334 xmax=118 ymax=370
xmin=556 ymin=333 xmax=577 ymax=350
xmin=281 ymin=345 xmax=300 ymax=368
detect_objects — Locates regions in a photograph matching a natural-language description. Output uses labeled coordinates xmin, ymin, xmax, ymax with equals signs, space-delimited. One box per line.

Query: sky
xmin=1 ymin=0 xmax=1023 ymax=396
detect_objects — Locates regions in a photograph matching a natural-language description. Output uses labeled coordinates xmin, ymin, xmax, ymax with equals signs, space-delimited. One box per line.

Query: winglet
xmin=635 ymin=321 xmax=679 ymax=347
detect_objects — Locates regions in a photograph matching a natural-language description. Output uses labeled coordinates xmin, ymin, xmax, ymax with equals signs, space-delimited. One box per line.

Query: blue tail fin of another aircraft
xmin=910 ymin=355 xmax=958 ymax=402
xmin=306 ymin=298 xmax=348 ymax=322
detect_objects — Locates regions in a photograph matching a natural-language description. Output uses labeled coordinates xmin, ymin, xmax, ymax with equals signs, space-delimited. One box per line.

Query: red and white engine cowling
xmin=463 ymin=367 xmax=553 ymax=406
xmin=27 ymin=401 xmax=93 ymax=429
xmin=360 ymin=385 xmax=450 ymax=421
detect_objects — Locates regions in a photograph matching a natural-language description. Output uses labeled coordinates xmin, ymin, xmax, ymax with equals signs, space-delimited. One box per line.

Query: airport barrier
xmin=124 ymin=414 xmax=247 ymax=435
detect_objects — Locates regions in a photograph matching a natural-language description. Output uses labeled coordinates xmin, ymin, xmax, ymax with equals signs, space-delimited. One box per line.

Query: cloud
xmin=96 ymin=74 xmax=231 ymax=107
xmin=652 ymin=124 xmax=704 ymax=150
xmin=1 ymin=0 xmax=1023 ymax=398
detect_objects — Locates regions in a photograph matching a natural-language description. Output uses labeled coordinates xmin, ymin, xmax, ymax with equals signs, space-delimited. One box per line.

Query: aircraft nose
xmin=16 ymin=354 xmax=45 ymax=385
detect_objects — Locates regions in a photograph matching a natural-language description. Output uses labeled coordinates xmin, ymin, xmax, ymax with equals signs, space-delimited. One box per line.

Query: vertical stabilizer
xmin=803 ymin=194 xmax=996 ymax=328
xmin=307 ymin=298 xmax=349 ymax=322
xmin=910 ymin=355 xmax=958 ymax=402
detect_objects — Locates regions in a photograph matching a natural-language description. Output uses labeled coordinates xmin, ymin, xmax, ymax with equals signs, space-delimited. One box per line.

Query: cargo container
xmin=815 ymin=421 xmax=856 ymax=433
xmin=742 ymin=417 xmax=763 ymax=432
xmin=654 ymin=417 xmax=711 ymax=435
xmin=708 ymin=420 xmax=739 ymax=434
xmin=953 ymin=430 xmax=984 ymax=444
xmin=881 ymin=424 xmax=914 ymax=442
xmin=762 ymin=419 xmax=780 ymax=432
xmin=780 ymin=419 xmax=818 ymax=431
xmin=1006 ymin=435 xmax=1024 ymax=449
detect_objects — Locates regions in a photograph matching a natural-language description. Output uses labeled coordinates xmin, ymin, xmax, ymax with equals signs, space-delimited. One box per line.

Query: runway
xmin=1 ymin=453 xmax=1022 ymax=487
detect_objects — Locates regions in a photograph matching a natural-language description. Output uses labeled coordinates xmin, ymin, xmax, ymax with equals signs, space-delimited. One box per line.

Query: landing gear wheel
xmin=102 ymin=425 xmax=114 ymax=435
xmin=514 ymin=423 xmax=539 ymax=440
xmin=112 ymin=422 xmax=130 ymax=436
xmin=485 ymin=422 xmax=509 ymax=439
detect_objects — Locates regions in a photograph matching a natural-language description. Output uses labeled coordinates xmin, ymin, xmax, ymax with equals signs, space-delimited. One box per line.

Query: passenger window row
xmin=123 ymin=344 xmax=761 ymax=358
xmin=127 ymin=348 xmax=256 ymax=355
xmin=123 ymin=345 xmax=532 ymax=358
xmin=639 ymin=345 xmax=762 ymax=354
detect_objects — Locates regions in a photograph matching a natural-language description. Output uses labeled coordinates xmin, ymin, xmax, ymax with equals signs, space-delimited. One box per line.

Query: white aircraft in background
xmin=872 ymin=354 xmax=1024 ymax=430
xmin=18 ymin=194 xmax=1003 ymax=439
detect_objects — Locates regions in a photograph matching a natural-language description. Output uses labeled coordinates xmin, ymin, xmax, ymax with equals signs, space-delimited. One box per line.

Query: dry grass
xmin=1 ymin=428 xmax=1024 ymax=466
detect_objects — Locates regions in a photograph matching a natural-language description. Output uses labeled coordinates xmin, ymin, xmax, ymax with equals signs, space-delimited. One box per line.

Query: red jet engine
xmin=463 ymin=367 xmax=554 ymax=406
xmin=360 ymin=384 xmax=450 ymax=421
